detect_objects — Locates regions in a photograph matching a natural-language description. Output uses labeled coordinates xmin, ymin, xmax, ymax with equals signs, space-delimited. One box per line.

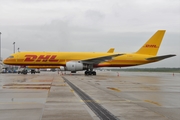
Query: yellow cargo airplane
xmin=27 ymin=48 xmax=115 ymax=69
xmin=27 ymin=66 xmax=60 ymax=69
xmin=3 ymin=30 xmax=176 ymax=75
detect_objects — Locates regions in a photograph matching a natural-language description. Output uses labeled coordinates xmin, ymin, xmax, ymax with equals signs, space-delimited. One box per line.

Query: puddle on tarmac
xmin=52 ymin=84 xmax=66 ymax=87
xmin=31 ymin=80 xmax=53 ymax=82
xmin=3 ymin=83 xmax=51 ymax=90
xmin=107 ymin=87 xmax=121 ymax=92
xmin=144 ymin=100 xmax=161 ymax=106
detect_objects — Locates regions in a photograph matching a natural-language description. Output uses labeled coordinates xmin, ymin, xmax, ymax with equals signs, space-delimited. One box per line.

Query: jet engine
xmin=65 ymin=61 xmax=86 ymax=71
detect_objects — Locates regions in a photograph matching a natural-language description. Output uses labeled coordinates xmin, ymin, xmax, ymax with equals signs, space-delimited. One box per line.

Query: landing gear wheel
xmin=88 ymin=71 xmax=92 ymax=75
xmin=92 ymin=71 xmax=96 ymax=75
xmin=85 ymin=71 xmax=88 ymax=75
xmin=84 ymin=71 xmax=96 ymax=76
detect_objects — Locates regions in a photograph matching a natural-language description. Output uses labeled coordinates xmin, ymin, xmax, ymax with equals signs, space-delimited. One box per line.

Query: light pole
xmin=13 ymin=42 xmax=15 ymax=53
xmin=12 ymin=42 xmax=16 ymax=72
xmin=0 ymin=32 xmax=1 ymax=60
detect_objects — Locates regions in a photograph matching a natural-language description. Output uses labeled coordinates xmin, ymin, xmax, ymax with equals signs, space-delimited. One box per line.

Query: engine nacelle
xmin=65 ymin=61 xmax=85 ymax=71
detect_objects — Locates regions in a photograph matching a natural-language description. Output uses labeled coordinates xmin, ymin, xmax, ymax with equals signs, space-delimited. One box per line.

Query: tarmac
xmin=0 ymin=71 xmax=180 ymax=120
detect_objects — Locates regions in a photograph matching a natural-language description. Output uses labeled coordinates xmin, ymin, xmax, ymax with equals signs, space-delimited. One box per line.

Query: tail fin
xmin=136 ymin=30 xmax=166 ymax=55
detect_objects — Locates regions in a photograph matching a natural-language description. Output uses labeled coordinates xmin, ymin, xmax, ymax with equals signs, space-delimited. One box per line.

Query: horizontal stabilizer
xmin=146 ymin=54 xmax=176 ymax=61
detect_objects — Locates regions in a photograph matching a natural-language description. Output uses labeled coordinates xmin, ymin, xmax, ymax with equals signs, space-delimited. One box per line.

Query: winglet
xmin=136 ymin=30 xmax=166 ymax=55
xmin=107 ymin=48 xmax=115 ymax=53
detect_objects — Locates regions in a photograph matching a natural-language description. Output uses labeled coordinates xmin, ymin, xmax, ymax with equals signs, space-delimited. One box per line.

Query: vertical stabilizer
xmin=136 ymin=30 xmax=165 ymax=56
xmin=107 ymin=48 xmax=115 ymax=53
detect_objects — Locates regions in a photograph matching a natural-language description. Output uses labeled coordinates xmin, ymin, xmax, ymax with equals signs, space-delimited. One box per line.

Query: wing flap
xmin=82 ymin=54 xmax=123 ymax=64
xmin=146 ymin=54 xmax=176 ymax=61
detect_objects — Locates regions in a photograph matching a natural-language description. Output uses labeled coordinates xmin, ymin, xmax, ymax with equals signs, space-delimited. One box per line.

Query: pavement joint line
xmin=62 ymin=76 xmax=120 ymax=120
xmin=80 ymin=100 xmax=100 ymax=103
xmin=39 ymin=77 xmax=54 ymax=120
xmin=97 ymin=100 xmax=144 ymax=103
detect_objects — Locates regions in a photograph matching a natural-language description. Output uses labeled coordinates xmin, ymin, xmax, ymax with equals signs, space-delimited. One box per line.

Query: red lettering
xmin=36 ymin=55 xmax=51 ymax=62
xmin=49 ymin=55 xmax=58 ymax=62
xmin=24 ymin=55 xmax=37 ymax=62
xmin=24 ymin=55 xmax=58 ymax=62
xmin=144 ymin=44 xmax=157 ymax=48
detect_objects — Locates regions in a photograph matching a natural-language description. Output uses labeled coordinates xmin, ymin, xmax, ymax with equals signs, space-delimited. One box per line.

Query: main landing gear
xmin=84 ymin=70 xmax=96 ymax=75
xmin=84 ymin=64 xmax=96 ymax=76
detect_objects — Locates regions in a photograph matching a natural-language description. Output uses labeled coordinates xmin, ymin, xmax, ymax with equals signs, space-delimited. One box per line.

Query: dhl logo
xmin=24 ymin=55 xmax=58 ymax=62
xmin=144 ymin=44 xmax=158 ymax=48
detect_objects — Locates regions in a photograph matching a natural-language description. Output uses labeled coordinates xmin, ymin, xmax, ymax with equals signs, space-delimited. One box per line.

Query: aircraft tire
xmin=85 ymin=71 xmax=96 ymax=75
xmin=89 ymin=72 xmax=92 ymax=75
xmin=85 ymin=71 xmax=88 ymax=75
xmin=92 ymin=71 xmax=96 ymax=75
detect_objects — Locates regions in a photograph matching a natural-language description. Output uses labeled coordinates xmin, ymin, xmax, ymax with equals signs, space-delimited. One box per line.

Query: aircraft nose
xmin=3 ymin=59 xmax=8 ymax=64
xmin=3 ymin=58 xmax=13 ymax=65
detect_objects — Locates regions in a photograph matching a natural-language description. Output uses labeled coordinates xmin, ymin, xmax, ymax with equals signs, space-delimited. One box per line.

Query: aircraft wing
xmin=81 ymin=53 xmax=123 ymax=64
xmin=146 ymin=54 xmax=176 ymax=61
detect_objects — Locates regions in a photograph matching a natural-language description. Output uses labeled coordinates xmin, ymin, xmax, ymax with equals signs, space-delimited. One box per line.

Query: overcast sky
xmin=0 ymin=0 xmax=179 ymax=68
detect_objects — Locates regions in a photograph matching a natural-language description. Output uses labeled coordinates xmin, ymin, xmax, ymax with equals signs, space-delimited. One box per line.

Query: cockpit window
xmin=8 ymin=56 xmax=14 ymax=58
